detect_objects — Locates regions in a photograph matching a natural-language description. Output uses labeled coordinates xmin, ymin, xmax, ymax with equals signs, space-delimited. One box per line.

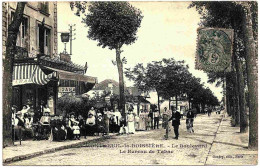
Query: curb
xmin=204 ymin=113 xmax=225 ymax=165
xmin=3 ymin=135 xmax=113 ymax=164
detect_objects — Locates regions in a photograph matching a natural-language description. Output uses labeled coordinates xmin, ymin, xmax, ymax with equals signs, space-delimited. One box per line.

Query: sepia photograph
xmin=2 ymin=1 xmax=258 ymax=166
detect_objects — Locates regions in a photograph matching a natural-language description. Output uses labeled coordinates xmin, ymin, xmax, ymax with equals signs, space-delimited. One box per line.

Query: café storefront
xmin=12 ymin=55 xmax=97 ymax=115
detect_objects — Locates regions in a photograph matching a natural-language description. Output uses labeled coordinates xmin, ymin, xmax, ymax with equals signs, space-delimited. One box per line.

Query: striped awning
xmin=12 ymin=64 xmax=56 ymax=86
xmin=43 ymin=66 xmax=97 ymax=84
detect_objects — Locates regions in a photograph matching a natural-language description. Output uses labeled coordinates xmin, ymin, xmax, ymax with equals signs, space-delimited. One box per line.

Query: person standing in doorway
xmin=168 ymin=107 xmax=181 ymax=139
xmin=153 ymin=108 xmax=160 ymax=129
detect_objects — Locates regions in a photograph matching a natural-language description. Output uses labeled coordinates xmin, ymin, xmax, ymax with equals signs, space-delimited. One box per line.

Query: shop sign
xmin=59 ymin=87 xmax=76 ymax=93
xmin=196 ymin=28 xmax=233 ymax=72
xmin=13 ymin=79 xmax=33 ymax=86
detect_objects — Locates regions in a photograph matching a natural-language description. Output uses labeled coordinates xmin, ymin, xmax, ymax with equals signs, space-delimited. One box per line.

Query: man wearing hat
xmin=168 ymin=107 xmax=181 ymax=139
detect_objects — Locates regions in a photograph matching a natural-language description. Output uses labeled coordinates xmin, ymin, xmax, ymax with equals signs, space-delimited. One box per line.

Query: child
xmin=73 ymin=121 xmax=80 ymax=140
xmin=96 ymin=114 xmax=105 ymax=136
xmin=119 ymin=118 xmax=128 ymax=135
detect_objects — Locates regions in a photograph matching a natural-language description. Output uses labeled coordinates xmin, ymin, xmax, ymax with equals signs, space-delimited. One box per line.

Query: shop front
xmin=12 ymin=55 xmax=97 ymax=115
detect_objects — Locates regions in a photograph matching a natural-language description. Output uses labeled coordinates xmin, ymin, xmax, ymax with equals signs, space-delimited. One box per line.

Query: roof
xmin=93 ymin=79 xmax=119 ymax=90
xmin=39 ymin=55 xmax=85 ymax=73
xmin=92 ymin=79 xmax=144 ymax=97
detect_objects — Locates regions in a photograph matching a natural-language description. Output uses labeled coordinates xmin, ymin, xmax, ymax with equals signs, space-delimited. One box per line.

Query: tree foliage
xmin=81 ymin=2 xmax=143 ymax=117
xmin=125 ymin=58 xmax=219 ymax=108
xmin=83 ymin=2 xmax=143 ymax=50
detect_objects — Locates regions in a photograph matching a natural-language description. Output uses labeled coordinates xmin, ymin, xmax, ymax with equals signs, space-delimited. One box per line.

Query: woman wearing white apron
xmin=127 ymin=111 xmax=135 ymax=134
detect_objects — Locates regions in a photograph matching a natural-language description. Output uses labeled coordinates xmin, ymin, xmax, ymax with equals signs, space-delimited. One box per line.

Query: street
xmin=8 ymin=112 xmax=257 ymax=165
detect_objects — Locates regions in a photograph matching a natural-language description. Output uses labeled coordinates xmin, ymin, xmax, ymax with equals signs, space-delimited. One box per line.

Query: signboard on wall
xmin=59 ymin=87 xmax=76 ymax=93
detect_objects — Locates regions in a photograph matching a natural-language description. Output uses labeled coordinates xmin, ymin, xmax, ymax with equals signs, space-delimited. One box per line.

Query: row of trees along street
xmin=189 ymin=1 xmax=258 ymax=150
xmin=125 ymin=58 xmax=219 ymax=114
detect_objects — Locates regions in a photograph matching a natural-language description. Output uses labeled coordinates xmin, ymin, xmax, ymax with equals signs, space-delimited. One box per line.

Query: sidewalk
xmin=205 ymin=113 xmax=258 ymax=165
xmin=2 ymin=135 xmax=114 ymax=164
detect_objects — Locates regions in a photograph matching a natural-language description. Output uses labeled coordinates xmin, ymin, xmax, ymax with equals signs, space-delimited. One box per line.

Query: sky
xmin=57 ymin=1 xmax=223 ymax=101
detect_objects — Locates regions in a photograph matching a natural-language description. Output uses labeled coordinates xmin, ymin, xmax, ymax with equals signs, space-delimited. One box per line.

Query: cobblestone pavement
xmin=8 ymin=112 xmax=257 ymax=166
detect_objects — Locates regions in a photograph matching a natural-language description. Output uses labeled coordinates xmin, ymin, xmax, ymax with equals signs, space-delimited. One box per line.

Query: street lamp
xmin=60 ymin=32 xmax=70 ymax=54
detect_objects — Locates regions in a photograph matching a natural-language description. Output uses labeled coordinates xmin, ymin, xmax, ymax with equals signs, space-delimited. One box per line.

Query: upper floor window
xmin=39 ymin=2 xmax=49 ymax=15
xmin=38 ymin=24 xmax=51 ymax=56
xmin=11 ymin=12 xmax=29 ymax=49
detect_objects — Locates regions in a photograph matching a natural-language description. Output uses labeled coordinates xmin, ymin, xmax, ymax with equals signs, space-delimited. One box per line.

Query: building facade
xmin=3 ymin=2 xmax=97 ymax=115
xmin=2 ymin=2 xmax=58 ymax=59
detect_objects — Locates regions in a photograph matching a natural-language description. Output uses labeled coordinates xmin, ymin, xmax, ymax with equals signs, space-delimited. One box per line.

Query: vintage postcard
xmin=2 ymin=1 xmax=258 ymax=166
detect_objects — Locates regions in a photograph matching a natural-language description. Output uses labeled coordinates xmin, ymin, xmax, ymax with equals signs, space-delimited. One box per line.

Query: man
xmin=162 ymin=107 xmax=171 ymax=139
xmin=153 ymin=108 xmax=160 ymax=129
xmin=168 ymin=107 xmax=181 ymax=139
xmin=207 ymin=107 xmax=212 ymax=117
xmin=148 ymin=109 xmax=153 ymax=129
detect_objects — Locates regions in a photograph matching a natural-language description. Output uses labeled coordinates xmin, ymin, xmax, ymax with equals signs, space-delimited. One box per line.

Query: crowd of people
xmin=11 ymin=103 xmax=198 ymax=142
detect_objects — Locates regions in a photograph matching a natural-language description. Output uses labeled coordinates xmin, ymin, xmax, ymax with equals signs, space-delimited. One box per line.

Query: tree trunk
xmin=226 ymin=79 xmax=232 ymax=117
xmin=242 ymin=4 xmax=258 ymax=149
xmin=157 ymin=92 xmax=160 ymax=114
xmin=169 ymin=98 xmax=171 ymax=110
xmin=3 ymin=2 xmax=26 ymax=147
xmin=116 ymin=48 xmax=126 ymax=120
xmin=232 ymin=72 xmax=240 ymax=126
xmin=201 ymin=104 xmax=205 ymax=113
xmin=234 ymin=55 xmax=248 ymax=132
xmin=175 ymin=95 xmax=178 ymax=109
xmin=188 ymin=98 xmax=191 ymax=109
xmin=239 ymin=61 xmax=248 ymax=132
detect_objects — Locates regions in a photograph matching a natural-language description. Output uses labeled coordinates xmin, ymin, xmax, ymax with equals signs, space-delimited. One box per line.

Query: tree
xmin=125 ymin=61 xmax=165 ymax=113
xmin=3 ymin=2 xmax=26 ymax=147
xmin=240 ymin=2 xmax=258 ymax=149
xmin=125 ymin=58 xmax=219 ymax=113
xmin=190 ymin=1 xmax=257 ymax=149
xmin=159 ymin=59 xmax=190 ymax=109
xmin=83 ymin=2 xmax=143 ymax=119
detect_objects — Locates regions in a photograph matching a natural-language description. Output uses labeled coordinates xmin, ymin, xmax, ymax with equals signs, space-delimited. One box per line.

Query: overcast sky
xmin=57 ymin=1 xmax=223 ymax=101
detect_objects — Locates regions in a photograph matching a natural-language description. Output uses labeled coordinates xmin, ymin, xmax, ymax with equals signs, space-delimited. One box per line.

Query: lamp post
xmin=60 ymin=32 xmax=70 ymax=54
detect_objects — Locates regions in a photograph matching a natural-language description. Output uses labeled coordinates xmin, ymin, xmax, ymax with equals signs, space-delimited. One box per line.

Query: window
xmin=39 ymin=2 xmax=49 ymax=14
xmin=38 ymin=24 xmax=51 ymax=55
xmin=11 ymin=12 xmax=29 ymax=49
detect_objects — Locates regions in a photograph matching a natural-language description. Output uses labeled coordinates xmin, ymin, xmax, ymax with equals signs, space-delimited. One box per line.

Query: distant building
xmin=87 ymin=79 xmax=150 ymax=114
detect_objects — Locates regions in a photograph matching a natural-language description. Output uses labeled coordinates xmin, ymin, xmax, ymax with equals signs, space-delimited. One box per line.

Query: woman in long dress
xmin=138 ymin=110 xmax=146 ymax=131
xmin=127 ymin=112 xmax=135 ymax=134
xmin=103 ymin=108 xmax=110 ymax=135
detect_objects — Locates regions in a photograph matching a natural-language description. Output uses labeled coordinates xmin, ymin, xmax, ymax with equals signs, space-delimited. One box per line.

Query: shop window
xmin=38 ymin=25 xmax=51 ymax=55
